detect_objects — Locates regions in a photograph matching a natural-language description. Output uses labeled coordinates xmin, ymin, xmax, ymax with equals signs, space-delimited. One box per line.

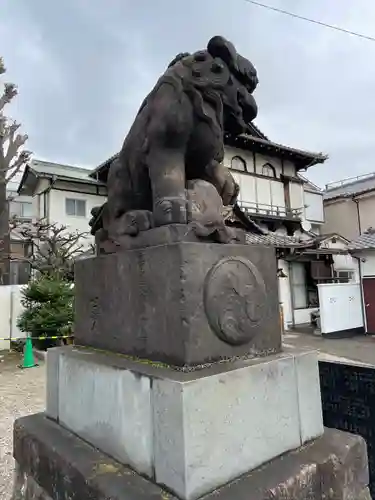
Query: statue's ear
xmin=207 ymin=36 xmax=238 ymax=71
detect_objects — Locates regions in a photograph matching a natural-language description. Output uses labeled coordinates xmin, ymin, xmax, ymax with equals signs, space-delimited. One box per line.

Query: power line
xmin=244 ymin=0 xmax=375 ymax=43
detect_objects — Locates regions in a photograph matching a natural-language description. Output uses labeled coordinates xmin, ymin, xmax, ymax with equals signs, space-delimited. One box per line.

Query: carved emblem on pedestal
xmin=204 ymin=257 xmax=267 ymax=345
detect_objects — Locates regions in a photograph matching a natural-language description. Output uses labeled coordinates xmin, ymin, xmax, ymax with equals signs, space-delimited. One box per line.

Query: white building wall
xmin=225 ymin=148 xmax=294 ymax=216
xmin=224 ymin=146 xmax=254 ymax=172
xmin=0 ymin=285 xmax=25 ymax=351
xmin=253 ymin=152 xmax=282 ymax=176
xmin=321 ymin=237 xmax=360 ymax=281
xmin=224 ymin=147 xmax=318 ymax=223
xmin=231 ymin=172 xmax=256 ymax=204
xmin=289 ymin=182 xmax=304 ymax=213
xmin=48 ymin=188 xmax=105 ymax=248
xmin=282 ymin=160 xmax=295 ymax=177
xmin=304 ymin=191 xmax=324 ymax=223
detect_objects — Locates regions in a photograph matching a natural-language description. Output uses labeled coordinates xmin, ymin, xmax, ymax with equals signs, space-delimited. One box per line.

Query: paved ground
xmin=283 ymin=330 xmax=375 ymax=366
xmin=1 ymin=332 xmax=375 ymax=499
xmin=0 ymin=351 xmax=45 ymax=500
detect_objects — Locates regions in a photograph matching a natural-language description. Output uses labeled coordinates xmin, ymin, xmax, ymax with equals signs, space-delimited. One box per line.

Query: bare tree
xmin=17 ymin=221 xmax=91 ymax=280
xmin=0 ymin=57 xmax=31 ymax=284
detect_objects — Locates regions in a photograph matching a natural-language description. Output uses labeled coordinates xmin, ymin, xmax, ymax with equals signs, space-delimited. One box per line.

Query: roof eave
xmin=349 ymin=246 xmax=375 ymax=252
xmin=17 ymin=165 xmax=40 ymax=195
xmin=225 ymin=134 xmax=328 ymax=168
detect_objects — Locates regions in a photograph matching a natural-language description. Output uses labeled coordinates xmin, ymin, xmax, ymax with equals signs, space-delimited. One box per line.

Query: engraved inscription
xmin=89 ymin=295 xmax=99 ymax=332
xmin=204 ymin=256 xmax=267 ymax=345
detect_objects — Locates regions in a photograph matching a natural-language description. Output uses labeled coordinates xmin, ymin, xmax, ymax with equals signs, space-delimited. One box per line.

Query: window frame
xmin=20 ymin=201 xmax=33 ymax=217
xmin=261 ymin=162 xmax=276 ymax=178
xmin=290 ymin=262 xmax=308 ymax=310
xmin=65 ymin=198 xmax=87 ymax=217
xmin=230 ymin=155 xmax=247 ymax=173
xmin=334 ymin=270 xmax=355 ymax=283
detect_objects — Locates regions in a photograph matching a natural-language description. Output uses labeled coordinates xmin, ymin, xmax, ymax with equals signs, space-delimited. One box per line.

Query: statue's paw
xmin=119 ymin=210 xmax=154 ymax=236
xmin=153 ymin=197 xmax=188 ymax=226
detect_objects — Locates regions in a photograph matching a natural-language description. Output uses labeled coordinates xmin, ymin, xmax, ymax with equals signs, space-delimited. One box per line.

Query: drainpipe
xmin=352 ymin=197 xmax=361 ymax=235
xmin=288 ymin=260 xmax=296 ymax=328
xmin=38 ymin=175 xmax=57 ymax=222
xmin=352 ymin=254 xmax=367 ymax=334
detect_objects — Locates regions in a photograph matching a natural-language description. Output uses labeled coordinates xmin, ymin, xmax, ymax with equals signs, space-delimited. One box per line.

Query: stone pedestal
xmin=74 ymin=243 xmax=281 ymax=366
xmin=13 ymin=413 xmax=371 ymax=500
xmin=44 ymin=346 xmax=323 ymax=499
xmin=12 ymin=242 xmax=373 ymax=499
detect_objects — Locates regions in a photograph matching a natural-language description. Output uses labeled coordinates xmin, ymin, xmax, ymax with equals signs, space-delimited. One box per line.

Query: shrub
xmin=17 ymin=275 xmax=74 ymax=350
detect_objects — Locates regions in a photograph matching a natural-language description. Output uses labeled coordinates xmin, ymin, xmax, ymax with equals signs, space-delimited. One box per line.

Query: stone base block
xmin=46 ymin=346 xmax=324 ymax=499
xmin=12 ymin=413 xmax=371 ymax=500
xmin=74 ymin=242 xmax=281 ymax=366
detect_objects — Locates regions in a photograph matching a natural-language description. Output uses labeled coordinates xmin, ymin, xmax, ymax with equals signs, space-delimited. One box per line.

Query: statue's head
xmin=207 ymin=36 xmax=259 ymax=134
xmin=167 ymin=36 xmax=259 ymax=135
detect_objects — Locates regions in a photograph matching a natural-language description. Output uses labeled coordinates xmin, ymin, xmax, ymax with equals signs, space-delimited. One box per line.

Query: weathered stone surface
xmin=96 ymin=223 xmax=246 ymax=252
xmin=45 ymin=348 xmax=59 ymax=422
xmin=89 ymin=36 xmax=258 ymax=248
xmin=12 ymin=463 xmax=53 ymax=500
xmin=57 ymin=348 xmax=153 ymax=476
xmin=46 ymin=346 xmax=323 ymax=499
xmin=13 ymin=413 xmax=370 ymax=500
xmin=295 ymin=350 xmax=324 ymax=443
xmin=74 ymin=242 xmax=281 ymax=366
xmin=359 ymin=487 xmax=372 ymax=500
xmin=152 ymin=350 xmax=322 ymax=499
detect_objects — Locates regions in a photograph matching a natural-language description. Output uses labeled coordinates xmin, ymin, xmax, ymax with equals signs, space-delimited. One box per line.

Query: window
xmin=231 ymin=156 xmax=247 ymax=172
xmin=65 ymin=198 xmax=86 ymax=217
xmin=262 ymin=163 xmax=276 ymax=177
xmin=9 ymin=201 xmax=33 ymax=219
xmin=291 ymin=262 xmax=308 ymax=309
xmin=334 ymin=270 xmax=355 ymax=283
xmin=20 ymin=202 xmax=33 ymax=217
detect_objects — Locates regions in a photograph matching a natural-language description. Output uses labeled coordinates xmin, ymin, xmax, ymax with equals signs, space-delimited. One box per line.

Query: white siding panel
xmin=239 ymin=175 xmax=256 ymax=204
xmin=304 ymin=191 xmax=324 ymax=223
xmin=257 ymin=178 xmax=271 ymax=207
xmin=290 ymin=183 xmax=304 ymax=212
xmin=271 ymin=182 xmax=285 ymax=214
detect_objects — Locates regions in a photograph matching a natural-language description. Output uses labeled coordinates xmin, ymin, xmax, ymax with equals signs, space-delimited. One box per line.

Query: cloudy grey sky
xmin=1 ymin=0 xmax=375 ymax=187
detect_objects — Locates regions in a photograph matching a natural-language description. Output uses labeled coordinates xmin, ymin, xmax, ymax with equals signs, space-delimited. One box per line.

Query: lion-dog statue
xmin=90 ymin=35 xmax=259 ymax=248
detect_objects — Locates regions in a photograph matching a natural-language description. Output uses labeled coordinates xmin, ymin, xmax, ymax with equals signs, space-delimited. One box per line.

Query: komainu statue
xmin=90 ymin=35 xmax=259 ymax=249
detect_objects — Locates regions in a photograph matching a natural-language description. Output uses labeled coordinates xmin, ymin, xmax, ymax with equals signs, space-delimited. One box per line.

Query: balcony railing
xmin=238 ymin=200 xmax=303 ymax=219
xmin=326 ymin=172 xmax=375 ymax=191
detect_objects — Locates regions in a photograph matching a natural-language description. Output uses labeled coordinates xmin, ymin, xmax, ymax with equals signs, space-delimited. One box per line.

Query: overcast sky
xmin=1 ymin=0 xmax=375 ymax=188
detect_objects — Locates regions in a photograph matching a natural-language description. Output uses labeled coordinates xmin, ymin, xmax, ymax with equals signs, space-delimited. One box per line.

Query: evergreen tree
xmin=17 ymin=275 xmax=74 ymax=349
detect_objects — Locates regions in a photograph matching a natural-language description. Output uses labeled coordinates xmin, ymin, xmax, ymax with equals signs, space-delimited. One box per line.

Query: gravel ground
xmin=0 ymin=351 xmax=45 ymax=500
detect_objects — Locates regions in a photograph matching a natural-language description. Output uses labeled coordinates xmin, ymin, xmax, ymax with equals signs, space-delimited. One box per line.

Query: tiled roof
xmin=298 ymin=174 xmax=322 ymax=193
xmin=19 ymin=159 xmax=105 ymax=194
xmin=245 ymin=231 xmax=315 ymax=248
xmin=348 ymin=230 xmax=375 ymax=251
xmin=247 ymin=122 xmax=268 ymax=140
xmin=30 ymin=160 xmax=101 ymax=184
